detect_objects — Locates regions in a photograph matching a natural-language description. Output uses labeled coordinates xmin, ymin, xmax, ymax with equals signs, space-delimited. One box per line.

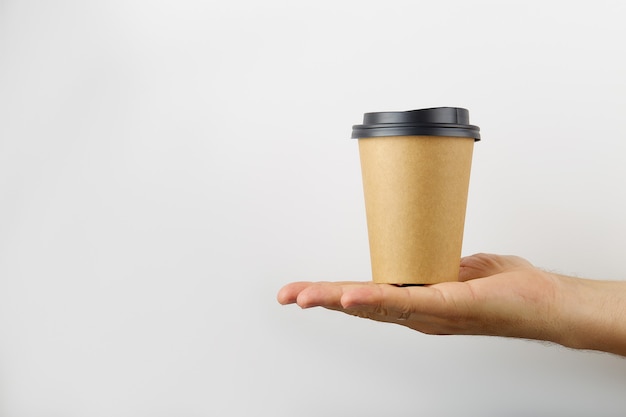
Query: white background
xmin=2 ymin=0 xmax=626 ymax=415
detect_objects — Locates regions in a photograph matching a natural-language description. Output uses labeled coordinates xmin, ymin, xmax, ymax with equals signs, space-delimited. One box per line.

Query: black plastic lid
xmin=351 ymin=107 xmax=480 ymax=141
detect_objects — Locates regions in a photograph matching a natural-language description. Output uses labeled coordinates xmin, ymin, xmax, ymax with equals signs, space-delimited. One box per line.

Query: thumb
xmin=459 ymin=253 xmax=533 ymax=282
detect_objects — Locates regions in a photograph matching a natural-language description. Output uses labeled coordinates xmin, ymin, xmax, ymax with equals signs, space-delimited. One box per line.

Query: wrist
xmin=554 ymin=274 xmax=626 ymax=356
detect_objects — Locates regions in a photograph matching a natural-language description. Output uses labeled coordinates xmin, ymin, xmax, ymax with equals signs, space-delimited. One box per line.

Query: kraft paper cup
xmin=352 ymin=107 xmax=481 ymax=285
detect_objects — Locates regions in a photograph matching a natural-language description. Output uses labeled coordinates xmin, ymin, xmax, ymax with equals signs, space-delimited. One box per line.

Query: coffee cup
xmin=352 ymin=107 xmax=480 ymax=285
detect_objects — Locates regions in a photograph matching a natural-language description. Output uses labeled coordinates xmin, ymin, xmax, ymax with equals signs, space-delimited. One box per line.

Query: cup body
xmin=358 ymin=135 xmax=474 ymax=284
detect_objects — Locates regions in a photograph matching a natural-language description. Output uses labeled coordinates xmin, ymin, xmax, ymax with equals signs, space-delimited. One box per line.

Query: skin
xmin=277 ymin=253 xmax=626 ymax=357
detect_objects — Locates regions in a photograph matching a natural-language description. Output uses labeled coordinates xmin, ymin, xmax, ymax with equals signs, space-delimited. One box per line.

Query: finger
xmin=277 ymin=282 xmax=314 ymax=305
xmin=459 ymin=253 xmax=501 ymax=281
xmin=295 ymin=282 xmax=371 ymax=309
xmin=459 ymin=253 xmax=535 ymax=282
xmin=289 ymin=282 xmax=482 ymax=336
xmin=340 ymin=284 xmax=454 ymax=320
xmin=277 ymin=281 xmax=371 ymax=306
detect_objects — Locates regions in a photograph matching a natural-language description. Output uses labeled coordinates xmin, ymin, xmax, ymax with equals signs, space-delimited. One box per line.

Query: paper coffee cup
xmin=352 ymin=107 xmax=480 ymax=285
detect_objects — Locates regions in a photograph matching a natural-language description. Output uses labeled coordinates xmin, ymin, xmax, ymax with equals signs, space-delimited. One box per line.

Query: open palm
xmin=277 ymin=253 xmax=563 ymax=343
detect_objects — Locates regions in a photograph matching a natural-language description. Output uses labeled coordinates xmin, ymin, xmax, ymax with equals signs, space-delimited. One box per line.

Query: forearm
xmin=553 ymin=274 xmax=626 ymax=356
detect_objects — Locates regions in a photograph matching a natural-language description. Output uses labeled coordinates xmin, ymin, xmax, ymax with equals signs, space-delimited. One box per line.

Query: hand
xmin=278 ymin=253 xmax=626 ymax=356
